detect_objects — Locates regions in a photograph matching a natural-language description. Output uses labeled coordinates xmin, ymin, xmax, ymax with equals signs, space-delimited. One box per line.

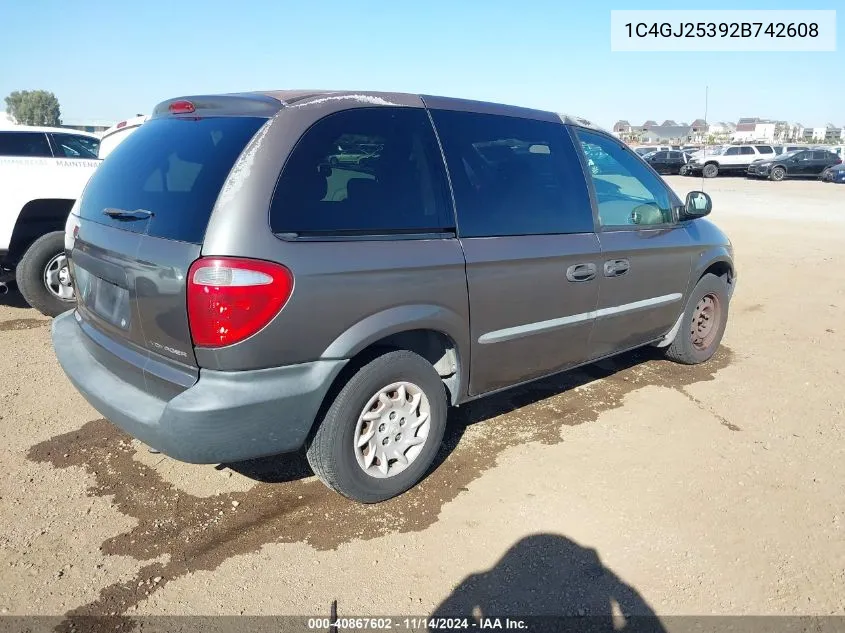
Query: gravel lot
xmin=1 ymin=176 xmax=844 ymax=626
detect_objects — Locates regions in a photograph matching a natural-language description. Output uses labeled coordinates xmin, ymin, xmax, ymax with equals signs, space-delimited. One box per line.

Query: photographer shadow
xmin=430 ymin=533 xmax=667 ymax=633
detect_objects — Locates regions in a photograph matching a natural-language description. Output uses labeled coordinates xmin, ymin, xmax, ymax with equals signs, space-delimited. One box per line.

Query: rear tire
xmin=306 ymin=350 xmax=448 ymax=503
xmin=15 ymin=231 xmax=75 ymax=318
xmin=702 ymin=163 xmax=719 ymax=178
xmin=665 ymin=273 xmax=729 ymax=365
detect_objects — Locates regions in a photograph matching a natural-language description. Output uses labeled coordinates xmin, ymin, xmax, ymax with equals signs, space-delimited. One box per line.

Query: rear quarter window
xmin=270 ymin=107 xmax=452 ymax=235
xmin=51 ymin=133 xmax=100 ymax=159
xmin=0 ymin=132 xmax=52 ymax=157
xmin=78 ymin=117 xmax=266 ymax=243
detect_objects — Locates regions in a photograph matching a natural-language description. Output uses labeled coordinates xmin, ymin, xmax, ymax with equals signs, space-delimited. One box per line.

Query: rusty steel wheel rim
xmin=690 ymin=293 xmax=721 ymax=351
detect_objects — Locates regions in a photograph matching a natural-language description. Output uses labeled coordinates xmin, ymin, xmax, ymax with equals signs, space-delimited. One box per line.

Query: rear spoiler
xmin=152 ymin=93 xmax=284 ymax=119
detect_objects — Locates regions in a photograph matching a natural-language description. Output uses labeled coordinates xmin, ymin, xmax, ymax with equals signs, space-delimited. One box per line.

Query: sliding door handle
xmin=566 ymin=263 xmax=597 ymax=282
xmin=604 ymin=258 xmax=630 ymax=277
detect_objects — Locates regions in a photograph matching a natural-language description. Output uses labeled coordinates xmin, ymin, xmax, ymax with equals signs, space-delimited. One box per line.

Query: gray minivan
xmin=53 ymin=91 xmax=736 ymax=502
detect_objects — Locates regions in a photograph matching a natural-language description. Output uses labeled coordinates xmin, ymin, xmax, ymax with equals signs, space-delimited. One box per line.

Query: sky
xmin=0 ymin=0 xmax=842 ymax=129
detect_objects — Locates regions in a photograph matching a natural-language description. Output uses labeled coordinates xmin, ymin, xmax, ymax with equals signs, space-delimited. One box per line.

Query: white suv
xmin=0 ymin=126 xmax=101 ymax=315
xmin=98 ymin=115 xmax=148 ymax=159
xmin=686 ymin=144 xmax=775 ymax=178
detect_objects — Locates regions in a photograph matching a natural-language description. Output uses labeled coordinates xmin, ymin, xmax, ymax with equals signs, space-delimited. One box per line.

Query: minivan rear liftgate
xmin=67 ymin=111 xmax=271 ymax=389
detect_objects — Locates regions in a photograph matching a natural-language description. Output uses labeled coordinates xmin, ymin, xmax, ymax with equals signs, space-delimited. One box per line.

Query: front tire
xmin=702 ymin=163 xmax=719 ymax=178
xmin=770 ymin=166 xmax=786 ymax=181
xmin=15 ymin=231 xmax=75 ymax=318
xmin=665 ymin=273 xmax=729 ymax=365
xmin=306 ymin=350 xmax=448 ymax=503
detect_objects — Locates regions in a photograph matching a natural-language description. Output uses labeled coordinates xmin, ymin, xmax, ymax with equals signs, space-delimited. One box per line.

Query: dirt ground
xmin=1 ymin=176 xmax=844 ymax=627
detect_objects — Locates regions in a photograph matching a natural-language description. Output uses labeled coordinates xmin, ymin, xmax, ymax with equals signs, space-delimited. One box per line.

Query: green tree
xmin=4 ymin=90 xmax=62 ymax=126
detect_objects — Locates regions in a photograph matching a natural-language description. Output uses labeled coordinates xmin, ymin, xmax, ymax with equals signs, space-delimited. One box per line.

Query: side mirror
xmin=681 ymin=191 xmax=712 ymax=219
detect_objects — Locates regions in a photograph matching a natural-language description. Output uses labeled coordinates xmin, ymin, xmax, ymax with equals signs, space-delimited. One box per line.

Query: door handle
xmin=566 ymin=263 xmax=597 ymax=282
xmin=603 ymin=258 xmax=630 ymax=277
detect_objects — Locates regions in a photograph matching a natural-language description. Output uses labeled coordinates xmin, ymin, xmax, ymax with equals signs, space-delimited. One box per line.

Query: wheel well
xmin=704 ymin=160 xmax=718 ymax=166
xmin=326 ymin=329 xmax=461 ymax=408
xmin=702 ymin=261 xmax=733 ymax=288
xmin=8 ymin=199 xmax=73 ymax=263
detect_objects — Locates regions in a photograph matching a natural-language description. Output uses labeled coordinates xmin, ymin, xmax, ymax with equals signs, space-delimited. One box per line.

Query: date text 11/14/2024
xmin=307 ymin=617 xmax=529 ymax=630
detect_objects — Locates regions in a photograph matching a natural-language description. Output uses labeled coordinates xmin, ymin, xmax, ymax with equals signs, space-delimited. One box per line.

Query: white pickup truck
xmin=0 ymin=126 xmax=100 ymax=316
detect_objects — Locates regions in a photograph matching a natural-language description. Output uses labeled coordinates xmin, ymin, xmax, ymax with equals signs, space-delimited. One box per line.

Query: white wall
xmin=755 ymin=123 xmax=776 ymax=141
xmin=0 ymin=111 xmax=17 ymax=128
xmin=732 ymin=129 xmax=755 ymax=142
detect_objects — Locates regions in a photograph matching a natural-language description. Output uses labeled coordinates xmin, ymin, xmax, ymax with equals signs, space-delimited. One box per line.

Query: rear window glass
xmin=79 ymin=117 xmax=265 ymax=243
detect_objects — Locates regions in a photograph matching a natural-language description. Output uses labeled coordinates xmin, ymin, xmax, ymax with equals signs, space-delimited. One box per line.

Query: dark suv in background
xmin=747 ymin=148 xmax=842 ymax=180
xmin=52 ymin=91 xmax=736 ymax=503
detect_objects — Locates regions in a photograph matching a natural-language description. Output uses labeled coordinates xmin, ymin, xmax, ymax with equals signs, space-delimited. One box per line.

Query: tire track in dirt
xmin=27 ymin=347 xmax=733 ymax=630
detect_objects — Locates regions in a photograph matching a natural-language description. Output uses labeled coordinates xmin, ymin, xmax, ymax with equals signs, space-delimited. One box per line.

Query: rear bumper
xmin=52 ymin=311 xmax=348 ymax=464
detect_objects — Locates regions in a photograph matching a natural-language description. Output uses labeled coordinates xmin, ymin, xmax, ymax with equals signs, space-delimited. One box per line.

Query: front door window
xmin=575 ymin=130 xmax=674 ymax=228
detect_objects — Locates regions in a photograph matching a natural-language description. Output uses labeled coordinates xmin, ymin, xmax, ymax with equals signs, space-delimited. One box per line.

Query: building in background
xmin=707 ymin=122 xmax=736 ymax=139
xmin=640 ymin=124 xmax=693 ymax=144
xmin=612 ymin=117 xmax=842 ymax=146
xmin=781 ymin=123 xmax=805 ymax=142
xmin=612 ymin=120 xmax=632 ymax=140
xmin=803 ymin=127 xmax=827 ymax=142
xmin=689 ymin=119 xmax=709 ymax=142
xmin=732 ymin=118 xmax=777 ymax=142
xmin=825 ymin=124 xmax=844 ymax=142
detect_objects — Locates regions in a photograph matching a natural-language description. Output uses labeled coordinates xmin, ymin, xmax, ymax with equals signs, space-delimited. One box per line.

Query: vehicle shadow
xmin=227 ymin=346 xmax=662 ymax=484
xmin=0 ymin=285 xmax=31 ymax=309
xmin=430 ymin=533 xmax=667 ymax=632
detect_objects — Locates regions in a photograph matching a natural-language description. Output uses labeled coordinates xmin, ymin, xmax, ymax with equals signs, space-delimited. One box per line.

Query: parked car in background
xmin=52 ymin=90 xmax=735 ymax=503
xmin=772 ymin=145 xmax=803 ymax=155
xmin=827 ymin=145 xmax=845 ymax=159
xmin=820 ymin=163 xmax=845 ymax=183
xmin=633 ymin=145 xmax=671 ymax=157
xmin=98 ymin=115 xmax=148 ymax=159
xmin=686 ymin=144 xmax=775 ymax=178
xmin=0 ymin=126 xmax=100 ymax=315
xmin=644 ymin=149 xmax=693 ymax=175
xmin=747 ymin=149 xmax=841 ymax=180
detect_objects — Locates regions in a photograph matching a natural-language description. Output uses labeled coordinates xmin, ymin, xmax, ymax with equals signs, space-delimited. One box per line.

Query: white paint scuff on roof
xmin=290 ymin=94 xmax=399 ymax=108
xmin=215 ymin=118 xmax=274 ymax=208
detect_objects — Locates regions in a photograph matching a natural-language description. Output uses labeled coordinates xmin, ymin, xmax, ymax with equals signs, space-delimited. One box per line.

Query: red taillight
xmin=187 ymin=257 xmax=293 ymax=348
xmin=116 ymin=120 xmax=127 ymax=129
xmin=169 ymin=100 xmax=196 ymax=114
